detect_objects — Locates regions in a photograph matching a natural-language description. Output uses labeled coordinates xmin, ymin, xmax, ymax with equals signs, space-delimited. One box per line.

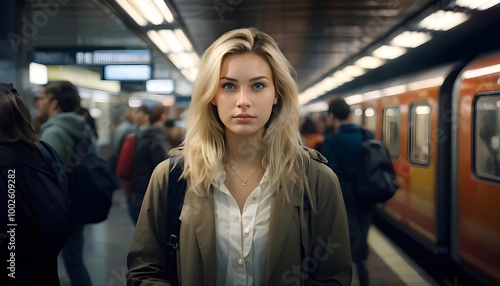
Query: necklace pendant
xmin=243 ymin=182 xmax=247 ymax=186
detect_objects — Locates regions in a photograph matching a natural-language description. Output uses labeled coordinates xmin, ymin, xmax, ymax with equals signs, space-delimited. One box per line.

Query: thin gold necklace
xmin=225 ymin=160 xmax=262 ymax=186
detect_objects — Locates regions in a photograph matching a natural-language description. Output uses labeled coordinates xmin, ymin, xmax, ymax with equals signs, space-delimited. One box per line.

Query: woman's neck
xmin=224 ymin=131 xmax=264 ymax=165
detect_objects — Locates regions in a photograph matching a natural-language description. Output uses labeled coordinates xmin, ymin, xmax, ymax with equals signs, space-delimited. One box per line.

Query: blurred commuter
xmin=165 ymin=119 xmax=185 ymax=148
xmin=0 ymin=83 xmax=70 ymax=285
xmin=127 ymin=28 xmax=352 ymax=285
xmin=300 ymin=116 xmax=324 ymax=151
xmin=76 ymin=106 xmax=99 ymax=140
xmin=35 ymin=80 xmax=96 ymax=286
xmin=113 ymin=110 xmax=136 ymax=152
xmin=109 ymin=110 xmax=137 ymax=176
xmin=127 ymin=104 xmax=171 ymax=224
xmin=321 ymin=97 xmax=375 ymax=286
xmin=116 ymin=105 xmax=152 ymax=221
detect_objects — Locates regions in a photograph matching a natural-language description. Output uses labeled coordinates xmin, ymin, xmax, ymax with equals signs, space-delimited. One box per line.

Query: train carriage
xmin=310 ymin=50 xmax=500 ymax=285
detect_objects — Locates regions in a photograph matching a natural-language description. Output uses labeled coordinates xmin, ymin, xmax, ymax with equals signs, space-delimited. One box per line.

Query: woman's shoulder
xmin=0 ymin=142 xmax=42 ymax=166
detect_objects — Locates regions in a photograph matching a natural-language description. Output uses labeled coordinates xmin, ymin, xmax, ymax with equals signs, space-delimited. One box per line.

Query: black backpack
xmin=333 ymin=129 xmax=399 ymax=204
xmin=355 ymin=129 xmax=399 ymax=203
xmin=67 ymin=138 xmax=119 ymax=224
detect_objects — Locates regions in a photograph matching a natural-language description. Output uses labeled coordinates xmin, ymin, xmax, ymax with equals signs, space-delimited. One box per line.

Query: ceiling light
xmin=147 ymin=30 xmax=170 ymax=53
xmin=159 ymin=30 xmax=183 ymax=53
xmin=372 ymin=45 xmax=407 ymax=59
xmin=343 ymin=65 xmax=365 ymax=77
xmin=456 ymin=0 xmax=500 ymax=10
xmin=116 ymin=0 xmax=147 ymax=26
xmin=131 ymin=0 xmax=164 ymax=25
xmin=152 ymin=0 xmax=174 ymax=22
xmin=174 ymin=29 xmax=193 ymax=51
xmin=391 ymin=31 xmax=432 ymax=48
xmin=419 ymin=11 xmax=469 ymax=31
xmin=181 ymin=68 xmax=198 ymax=82
xmin=332 ymin=70 xmax=353 ymax=83
xmin=354 ymin=56 xmax=385 ymax=69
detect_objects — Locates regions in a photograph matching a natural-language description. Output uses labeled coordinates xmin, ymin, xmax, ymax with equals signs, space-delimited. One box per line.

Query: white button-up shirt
xmin=213 ymin=167 xmax=272 ymax=286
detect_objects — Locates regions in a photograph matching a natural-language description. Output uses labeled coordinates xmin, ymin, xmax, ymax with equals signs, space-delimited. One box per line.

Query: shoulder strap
xmin=165 ymin=155 xmax=187 ymax=283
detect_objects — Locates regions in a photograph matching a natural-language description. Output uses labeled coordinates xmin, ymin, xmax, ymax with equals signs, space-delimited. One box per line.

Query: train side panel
xmin=365 ymin=83 xmax=441 ymax=246
xmin=455 ymin=53 xmax=500 ymax=283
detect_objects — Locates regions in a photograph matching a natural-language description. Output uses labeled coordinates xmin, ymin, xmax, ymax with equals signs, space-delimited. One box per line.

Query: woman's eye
xmin=253 ymin=83 xmax=264 ymax=89
xmin=223 ymin=83 xmax=236 ymax=90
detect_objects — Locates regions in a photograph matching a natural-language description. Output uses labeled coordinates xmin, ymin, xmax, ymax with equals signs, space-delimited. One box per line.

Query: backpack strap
xmin=165 ymin=156 xmax=187 ymax=283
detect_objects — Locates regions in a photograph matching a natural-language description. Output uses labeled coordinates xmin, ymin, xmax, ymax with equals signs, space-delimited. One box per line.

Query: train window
xmin=410 ymin=104 xmax=430 ymax=165
xmin=382 ymin=107 xmax=400 ymax=159
xmin=352 ymin=106 xmax=363 ymax=126
xmin=364 ymin=107 xmax=377 ymax=133
xmin=475 ymin=95 xmax=500 ymax=181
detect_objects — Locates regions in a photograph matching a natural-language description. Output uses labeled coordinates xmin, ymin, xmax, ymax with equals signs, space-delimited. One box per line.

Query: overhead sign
xmin=103 ymin=65 xmax=151 ymax=81
xmin=146 ymin=79 xmax=174 ymax=94
xmin=33 ymin=49 xmax=152 ymax=65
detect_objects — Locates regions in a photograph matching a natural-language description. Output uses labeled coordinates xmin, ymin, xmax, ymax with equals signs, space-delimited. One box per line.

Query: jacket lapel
xmin=186 ymin=189 xmax=216 ymax=284
xmin=266 ymin=186 xmax=302 ymax=283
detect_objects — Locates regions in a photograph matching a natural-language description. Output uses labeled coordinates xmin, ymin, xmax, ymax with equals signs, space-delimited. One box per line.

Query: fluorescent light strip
xmin=174 ymin=29 xmax=193 ymax=51
xmin=152 ymin=0 xmax=174 ymax=22
xmin=132 ymin=0 xmax=164 ymax=25
xmin=418 ymin=11 xmax=469 ymax=31
xmin=159 ymin=30 xmax=184 ymax=53
xmin=345 ymin=94 xmax=364 ymax=105
xmin=355 ymin=56 xmax=385 ymax=69
xmin=343 ymin=65 xmax=365 ymax=77
xmin=456 ymin=0 xmax=500 ymax=10
xmin=391 ymin=31 xmax=432 ymax=48
xmin=463 ymin=64 xmax=500 ymax=78
xmin=372 ymin=45 xmax=406 ymax=60
xmin=408 ymin=77 xmax=444 ymax=90
xmin=116 ymin=0 xmax=147 ymax=26
xmin=147 ymin=30 xmax=170 ymax=53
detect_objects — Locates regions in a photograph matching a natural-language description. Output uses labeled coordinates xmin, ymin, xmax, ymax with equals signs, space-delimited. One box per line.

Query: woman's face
xmin=212 ymin=52 xmax=278 ymax=138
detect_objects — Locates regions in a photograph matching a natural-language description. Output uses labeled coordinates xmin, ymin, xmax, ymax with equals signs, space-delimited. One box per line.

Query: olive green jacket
xmin=127 ymin=149 xmax=352 ymax=285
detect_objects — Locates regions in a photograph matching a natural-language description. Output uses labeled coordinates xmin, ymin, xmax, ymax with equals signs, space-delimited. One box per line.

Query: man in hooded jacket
xmin=36 ymin=80 xmax=97 ymax=286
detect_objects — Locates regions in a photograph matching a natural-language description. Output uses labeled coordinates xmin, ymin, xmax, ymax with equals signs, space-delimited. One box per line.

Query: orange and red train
xmin=313 ymin=50 xmax=500 ymax=285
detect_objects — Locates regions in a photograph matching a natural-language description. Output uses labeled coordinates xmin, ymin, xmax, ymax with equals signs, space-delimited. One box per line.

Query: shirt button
xmin=244 ymin=228 xmax=250 ymax=234
xmin=237 ymin=258 xmax=244 ymax=265
xmin=252 ymin=196 xmax=256 ymax=201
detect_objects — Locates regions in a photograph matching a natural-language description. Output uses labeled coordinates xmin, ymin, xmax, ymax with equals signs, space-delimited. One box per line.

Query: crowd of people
xmin=1 ymin=27 xmax=381 ymax=286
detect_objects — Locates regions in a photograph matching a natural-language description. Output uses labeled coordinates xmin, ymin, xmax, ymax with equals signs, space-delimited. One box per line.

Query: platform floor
xmin=58 ymin=191 xmax=437 ymax=286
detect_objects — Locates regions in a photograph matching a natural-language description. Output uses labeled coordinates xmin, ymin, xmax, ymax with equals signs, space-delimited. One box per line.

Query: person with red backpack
xmin=118 ymin=104 xmax=171 ymax=225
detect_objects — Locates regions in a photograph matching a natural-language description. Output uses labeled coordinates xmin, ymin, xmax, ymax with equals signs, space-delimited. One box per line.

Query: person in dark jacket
xmin=0 ymin=83 xmax=70 ymax=286
xmin=35 ymin=80 xmax=97 ymax=286
xmin=321 ymin=97 xmax=375 ymax=286
xmin=128 ymin=104 xmax=171 ymax=224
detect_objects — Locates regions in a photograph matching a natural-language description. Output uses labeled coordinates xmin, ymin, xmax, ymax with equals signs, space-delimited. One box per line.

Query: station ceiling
xmin=30 ymin=0 xmax=500 ymax=101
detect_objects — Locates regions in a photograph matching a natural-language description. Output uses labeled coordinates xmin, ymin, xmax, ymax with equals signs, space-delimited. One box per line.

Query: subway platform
xmin=57 ymin=191 xmax=437 ymax=286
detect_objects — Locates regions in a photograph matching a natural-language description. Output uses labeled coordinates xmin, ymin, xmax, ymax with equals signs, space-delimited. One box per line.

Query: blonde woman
xmin=127 ymin=28 xmax=352 ymax=285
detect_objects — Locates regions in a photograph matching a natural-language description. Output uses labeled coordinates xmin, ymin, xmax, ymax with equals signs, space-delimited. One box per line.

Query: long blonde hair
xmin=171 ymin=28 xmax=309 ymax=200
